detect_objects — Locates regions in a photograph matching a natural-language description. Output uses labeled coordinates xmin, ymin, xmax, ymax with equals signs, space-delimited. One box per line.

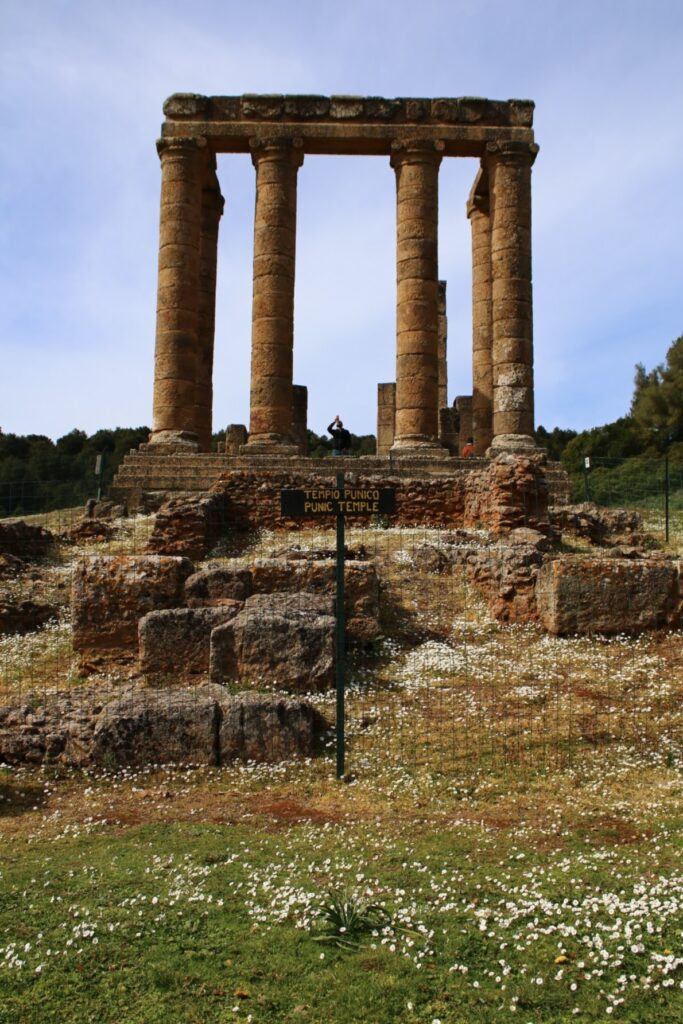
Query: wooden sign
xmin=281 ymin=485 xmax=396 ymax=517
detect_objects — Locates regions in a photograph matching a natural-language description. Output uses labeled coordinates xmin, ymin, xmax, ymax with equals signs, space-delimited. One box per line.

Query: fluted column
xmin=390 ymin=139 xmax=446 ymax=453
xmin=150 ymin=137 xmax=205 ymax=447
xmin=467 ymin=176 xmax=493 ymax=455
xmin=487 ymin=140 xmax=538 ymax=450
xmin=194 ymin=174 xmax=224 ymax=452
xmin=246 ymin=138 xmax=303 ymax=452
xmin=437 ymin=280 xmax=448 ymax=411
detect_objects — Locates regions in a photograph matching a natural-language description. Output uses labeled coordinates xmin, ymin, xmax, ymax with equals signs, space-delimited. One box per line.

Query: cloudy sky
xmin=1 ymin=0 xmax=681 ymax=442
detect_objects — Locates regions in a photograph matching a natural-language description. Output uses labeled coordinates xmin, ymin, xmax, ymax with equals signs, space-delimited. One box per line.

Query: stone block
xmin=210 ymin=592 xmax=335 ymax=692
xmin=535 ymin=557 xmax=681 ymax=636
xmin=71 ymin=555 xmax=195 ymax=655
xmin=139 ymin=607 xmax=241 ymax=675
xmin=249 ymin=559 xmax=380 ymax=642
xmin=218 ymin=691 xmax=329 ymax=762
xmin=91 ymin=689 xmax=219 ymax=767
xmin=185 ymin=565 xmax=253 ymax=605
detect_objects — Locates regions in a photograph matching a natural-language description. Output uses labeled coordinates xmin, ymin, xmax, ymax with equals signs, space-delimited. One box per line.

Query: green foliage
xmin=313 ymin=890 xmax=392 ymax=948
xmin=534 ymin=425 xmax=577 ymax=461
xmin=560 ymin=417 xmax=645 ymax=476
xmin=631 ymin=335 xmax=683 ymax=444
xmin=0 ymin=426 xmax=149 ymax=515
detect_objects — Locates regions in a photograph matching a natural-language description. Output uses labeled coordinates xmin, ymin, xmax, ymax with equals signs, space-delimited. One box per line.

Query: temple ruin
xmin=113 ymin=93 xmax=540 ymax=499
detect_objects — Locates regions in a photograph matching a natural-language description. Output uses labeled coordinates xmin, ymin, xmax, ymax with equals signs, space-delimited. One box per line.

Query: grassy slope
xmin=2 ymin=523 xmax=683 ymax=1022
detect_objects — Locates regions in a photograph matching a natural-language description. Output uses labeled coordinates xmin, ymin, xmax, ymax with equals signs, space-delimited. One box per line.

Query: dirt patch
xmin=248 ymin=795 xmax=345 ymax=827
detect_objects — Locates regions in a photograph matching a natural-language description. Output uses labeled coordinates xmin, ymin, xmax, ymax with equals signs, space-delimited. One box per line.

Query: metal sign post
xmin=335 ymin=471 xmax=345 ymax=778
xmin=280 ymin=480 xmax=396 ymax=778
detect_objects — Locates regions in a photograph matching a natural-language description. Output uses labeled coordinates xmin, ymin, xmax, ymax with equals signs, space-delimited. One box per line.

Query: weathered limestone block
xmin=139 ymin=607 xmax=241 ymax=675
xmin=71 ymin=555 xmax=195 ymax=656
xmin=218 ymin=691 xmax=328 ymax=762
xmin=536 ymin=557 xmax=681 ymax=636
xmin=0 ymin=599 xmax=58 ymax=635
xmin=225 ymin=424 xmax=248 ymax=454
xmin=185 ymin=565 xmax=253 ymax=605
xmin=147 ymin=494 xmax=226 ymax=559
xmin=0 ymin=683 xmax=330 ymax=768
xmin=91 ymin=688 xmax=219 ymax=767
xmin=249 ymin=559 xmax=380 ymax=642
xmin=466 ymin=533 xmax=547 ymax=624
xmin=549 ymin=504 xmax=649 ymax=548
xmin=210 ymin=592 xmax=335 ymax=692
xmin=0 ymin=521 xmax=54 ymax=560
xmin=465 ymin=452 xmax=550 ymax=536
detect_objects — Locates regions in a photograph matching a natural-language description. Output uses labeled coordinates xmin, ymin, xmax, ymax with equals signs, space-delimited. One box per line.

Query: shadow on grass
xmin=0 ymin=779 xmax=47 ymax=817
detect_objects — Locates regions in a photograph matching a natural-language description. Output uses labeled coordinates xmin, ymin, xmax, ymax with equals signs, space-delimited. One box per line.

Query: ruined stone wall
xmin=147 ymin=455 xmax=550 ymax=559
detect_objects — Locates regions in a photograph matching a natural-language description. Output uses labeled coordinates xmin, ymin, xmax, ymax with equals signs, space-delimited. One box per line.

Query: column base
xmin=148 ymin=430 xmax=199 ymax=451
xmin=241 ymin=436 xmax=300 ymax=456
xmin=487 ymin=433 xmax=537 ymax=455
xmin=390 ymin=435 xmax=449 ymax=458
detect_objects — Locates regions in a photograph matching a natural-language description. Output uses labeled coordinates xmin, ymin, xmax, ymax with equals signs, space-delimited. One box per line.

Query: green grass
xmin=3 ymin=753 xmax=683 ymax=1023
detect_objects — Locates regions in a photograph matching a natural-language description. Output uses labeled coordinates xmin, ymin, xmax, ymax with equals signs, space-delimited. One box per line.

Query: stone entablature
xmin=148 ymin=93 xmax=539 ymax=458
xmin=162 ymin=94 xmax=535 ymax=151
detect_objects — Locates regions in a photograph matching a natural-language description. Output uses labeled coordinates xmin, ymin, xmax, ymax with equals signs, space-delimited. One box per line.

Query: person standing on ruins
xmin=461 ymin=437 xmax=475 ymax=458
xmin=328 ymin=415 xmax=351 ymax=456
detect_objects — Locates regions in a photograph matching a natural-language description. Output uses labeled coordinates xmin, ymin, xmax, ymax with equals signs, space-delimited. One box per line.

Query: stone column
xmin=377 ymin=382 xmax=396 ymax=455
xmin=437 ymin=280 xmax=448 ymax=412
xmin=150 ymin=138 xmax=206 ymax=447
xmin=487 ymin=141 xmax=538 ymax=450
xmin=245 ymin=138 xmax=304 ymax=453
xmin=291 ymin=384 xmax=308 ymax=455
xmin=390 ymin=140 xmax=445 ymax=454
xmin=467 ymin=174 xmax=493 ymax=455
xmin=455 ymin=395 xmax=473 ymax=451
xmin=195 ymin=172 xmax=224 ymax=452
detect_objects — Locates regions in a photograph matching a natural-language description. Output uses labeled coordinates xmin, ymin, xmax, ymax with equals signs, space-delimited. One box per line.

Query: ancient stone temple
xmin=148 ymin=93 xmax=538 ymax=452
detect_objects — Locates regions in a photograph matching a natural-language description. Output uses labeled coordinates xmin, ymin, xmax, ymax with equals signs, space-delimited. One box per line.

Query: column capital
xmin=467 ymin=191 xmax=489 ymax=218
xmin=249 ymin=136 xmax=304 ymax=168
xmin=485 ymin=140 xmax=539 ymax=165
xmin=156 ymin=135 xmax=207 ymax=159
xmin=390 ymin=138 xmax=445 ymax=168
xmin=202 ymin=183 xmax=225 ymax=219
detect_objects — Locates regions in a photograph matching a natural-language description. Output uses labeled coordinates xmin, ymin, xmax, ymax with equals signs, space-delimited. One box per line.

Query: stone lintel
xmin=160 ymin=119 xmax=534 ymax=157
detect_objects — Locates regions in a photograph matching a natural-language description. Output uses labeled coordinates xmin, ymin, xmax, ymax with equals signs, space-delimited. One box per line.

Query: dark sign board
xmin=281 ymin=486 xmax=396 ymax=518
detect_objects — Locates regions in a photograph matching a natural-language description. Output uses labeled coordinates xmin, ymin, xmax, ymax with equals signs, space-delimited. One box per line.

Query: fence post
xmin=335 ymin=470 xmax=346 ymax=779
xmin=583 ymin=456 xmax=591 ymax=502
xmin=665 ymin=448 xmax=670 ymax=543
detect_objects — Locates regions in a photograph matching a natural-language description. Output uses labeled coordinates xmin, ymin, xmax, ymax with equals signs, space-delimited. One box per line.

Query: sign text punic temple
xmin=149 ymin=94 xmax=539 ymax=459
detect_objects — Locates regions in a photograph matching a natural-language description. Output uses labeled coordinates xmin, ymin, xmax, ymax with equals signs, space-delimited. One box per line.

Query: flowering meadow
xmin=1 ymin=520 xmax=683 ymax=1022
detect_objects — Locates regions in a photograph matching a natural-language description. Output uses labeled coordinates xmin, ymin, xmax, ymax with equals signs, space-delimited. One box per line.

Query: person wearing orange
xmin=461 ymin=437 xmax=475 ymax=458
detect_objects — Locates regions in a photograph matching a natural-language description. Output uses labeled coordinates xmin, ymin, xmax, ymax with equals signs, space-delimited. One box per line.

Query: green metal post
xmin=335 ymin=471 xmax=346 ymax=779
xmin=665 ymin=448 xmax=670 ymax=544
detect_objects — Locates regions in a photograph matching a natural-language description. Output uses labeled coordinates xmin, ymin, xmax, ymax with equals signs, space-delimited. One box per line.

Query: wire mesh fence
xmin=572 ymin=452 xmax=683 ymax=546
xmin=2 ymin=489 xmax=682 ymax=779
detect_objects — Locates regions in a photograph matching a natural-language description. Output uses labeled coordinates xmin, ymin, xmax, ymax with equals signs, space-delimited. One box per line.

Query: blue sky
xmin=1 ymin=0 xmax=682 ymax=441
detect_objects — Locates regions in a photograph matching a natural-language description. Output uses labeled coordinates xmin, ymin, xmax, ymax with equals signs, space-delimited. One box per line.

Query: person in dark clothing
xmin=328 ymin=415 xmax=351 ymax=456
